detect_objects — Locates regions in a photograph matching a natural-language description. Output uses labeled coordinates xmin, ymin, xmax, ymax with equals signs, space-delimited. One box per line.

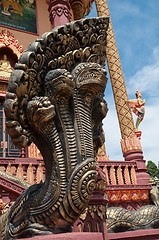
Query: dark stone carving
xmin=0 ymin=17 xmax=109 ymax=239
xmin=107 ymin=205 xmax=159 ymax=233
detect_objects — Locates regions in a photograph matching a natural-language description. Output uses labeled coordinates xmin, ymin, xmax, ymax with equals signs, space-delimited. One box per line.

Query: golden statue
xmin=0 ymin=54 xmax=12 ymax=77
xmin=125 ymin=89 xmax=145 ymax=129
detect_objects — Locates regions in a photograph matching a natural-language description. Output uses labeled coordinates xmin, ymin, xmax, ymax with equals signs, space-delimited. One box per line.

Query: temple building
xmin=0 ymin=0 xmax=152 ymax=219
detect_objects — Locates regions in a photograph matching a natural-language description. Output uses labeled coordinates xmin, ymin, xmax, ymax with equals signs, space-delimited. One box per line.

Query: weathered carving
xmin=1 ymin=17 xmax=108 ymax=239
xmin=150 ymin=178 xmax=159 ymax=206
xmin=107 ymin=205 xmax=159 ymax=233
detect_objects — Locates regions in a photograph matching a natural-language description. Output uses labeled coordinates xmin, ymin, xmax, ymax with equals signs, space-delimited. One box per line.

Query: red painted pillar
xmin=47 ymin=0 xmax=72 ymax=28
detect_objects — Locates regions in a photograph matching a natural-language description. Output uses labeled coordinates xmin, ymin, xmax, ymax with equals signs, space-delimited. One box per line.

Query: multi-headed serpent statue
xmin=0 ymin=17 xmax=109 ymax=239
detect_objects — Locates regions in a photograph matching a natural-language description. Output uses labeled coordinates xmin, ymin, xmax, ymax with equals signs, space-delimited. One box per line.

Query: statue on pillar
xmin=125 ymin=89 xmax=145 ymax=137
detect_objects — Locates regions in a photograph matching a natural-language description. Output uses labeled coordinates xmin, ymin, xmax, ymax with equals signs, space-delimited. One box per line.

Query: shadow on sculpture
xmin=0 ymin=17 xmax=109 ymax=239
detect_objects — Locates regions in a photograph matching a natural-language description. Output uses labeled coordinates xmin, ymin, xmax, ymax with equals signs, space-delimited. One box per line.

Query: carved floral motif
xmin=47 ymin=0 xmax=71 ymax=26
xmin=28 ymin=142 xmax=42 ymax=159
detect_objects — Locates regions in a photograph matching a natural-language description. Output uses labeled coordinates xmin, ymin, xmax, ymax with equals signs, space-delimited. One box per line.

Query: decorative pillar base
xmin=124 ymin=150 xmax=150 ymax=185
xmin=121 ymin=134 xmax=142 ymax=155
xmin=121 ymin=135 xmax=150 ymax=185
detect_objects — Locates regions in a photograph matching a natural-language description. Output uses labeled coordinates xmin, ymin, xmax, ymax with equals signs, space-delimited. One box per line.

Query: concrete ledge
xmin=17 ymin=232 xmax=104 ymax=240
xmin=108 ymin=229 xmax=159 ymax=240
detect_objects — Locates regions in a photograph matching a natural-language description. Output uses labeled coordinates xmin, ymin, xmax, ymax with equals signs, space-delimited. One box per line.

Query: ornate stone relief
xmin=0 ymin=17 xmax=109 ymax=239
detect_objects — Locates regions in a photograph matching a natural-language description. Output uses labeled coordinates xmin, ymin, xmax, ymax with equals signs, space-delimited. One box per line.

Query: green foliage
xmin=147 ymin=160 xmax=159 ymax=179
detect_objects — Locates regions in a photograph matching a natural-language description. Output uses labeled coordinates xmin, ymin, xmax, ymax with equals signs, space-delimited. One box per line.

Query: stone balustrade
xmin=0 ymin=158 xmax=151 ymax=210
xmin=98 ymin=161 xmax=151 ymax=210
xmin=98 ymin=161 xmax=137 ymax=187
xmin=0 ymin=157 xmax=45 ymax=185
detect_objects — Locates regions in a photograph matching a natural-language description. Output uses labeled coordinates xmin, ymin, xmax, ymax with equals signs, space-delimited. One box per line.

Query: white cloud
xmin=128 ymin=52 xmax=159 ymax=98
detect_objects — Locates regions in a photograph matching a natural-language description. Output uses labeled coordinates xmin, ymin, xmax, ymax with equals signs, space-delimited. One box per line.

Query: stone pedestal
xmin=16 ymin=232 xmax=104 ymax=240
xmin=121 ymin=135 xmax=150 ymax=186
xmin=124 ymin=150 xmax=150 ymax=185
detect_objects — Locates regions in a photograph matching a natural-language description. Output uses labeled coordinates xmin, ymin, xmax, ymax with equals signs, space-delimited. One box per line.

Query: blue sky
xmin=87 ymin=1 xmax=159 ymax=166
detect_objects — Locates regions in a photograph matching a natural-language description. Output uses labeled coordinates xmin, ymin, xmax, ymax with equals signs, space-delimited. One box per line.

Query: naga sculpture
xmin=107 ymin=205 xmax=159 ymax=233
xmin=0 ymin=17 xmax=109 ymax=239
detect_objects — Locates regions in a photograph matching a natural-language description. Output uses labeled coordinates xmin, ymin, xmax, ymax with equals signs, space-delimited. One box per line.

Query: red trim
xmin=18 ymin=232 xmax=103 ymax=240
xmin=0 ymin=93 xmax=6 ymax=99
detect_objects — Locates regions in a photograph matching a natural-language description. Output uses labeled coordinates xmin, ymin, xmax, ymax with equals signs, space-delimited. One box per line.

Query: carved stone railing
xmin=0 ymin=158 xmax=152 ymax=211
xmin=98 ymin=161 xmax=151 ymax=210
xmin=98 ymin=161 xmax=137 ymax=187
xmin=0 ymin=158 xmax=151 ymax=188
xmin=0 ymin=158 xmax=138 ymax=189
xmin=0 ymin=157 xmax=45 ymax=185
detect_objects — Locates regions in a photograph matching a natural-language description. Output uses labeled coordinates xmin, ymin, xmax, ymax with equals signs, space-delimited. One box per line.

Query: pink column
xmin=47 ymin=0 xmax=72 ymax=28
xmin=121 ymin=136 xmax=150 ymax=186
xmin=124 ymin=150 xmax=150 ymax=186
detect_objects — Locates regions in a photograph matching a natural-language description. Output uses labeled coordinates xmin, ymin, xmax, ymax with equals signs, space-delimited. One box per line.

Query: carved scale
xmin=0 ymin=18 xmax=109 ymax=239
